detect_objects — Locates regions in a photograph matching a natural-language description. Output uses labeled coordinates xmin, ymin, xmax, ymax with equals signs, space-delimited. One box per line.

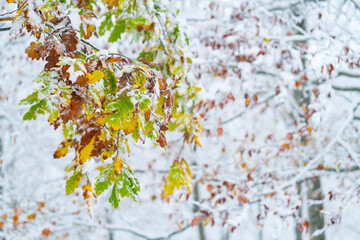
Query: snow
xmin=1 ymin=0 xmax=360 ymax=239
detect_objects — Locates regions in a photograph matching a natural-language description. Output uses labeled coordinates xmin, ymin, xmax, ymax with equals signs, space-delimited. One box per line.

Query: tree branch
xmin=133 ymin=168 xmax=169 ymax=174
xmin=221 ymin=94 xmax=275 ymax=125
xmin=0 ymin=17 xmax=14 ymax=22
xmin=0 ymin=27 xmax=11 ymax=32
xmin=73 ymin=220 xmax=190 ymax=240
xmin=337 ymin=138 xmax=360 ymax=166
xmin=332 ymin=85 xmax=360 ymax=92
xmin=337 ymin=71 xmax=360 ymax=78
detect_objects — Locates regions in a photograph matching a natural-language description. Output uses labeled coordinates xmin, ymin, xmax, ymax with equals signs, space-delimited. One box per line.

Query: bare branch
xmin=332 ymin=85 xmax=360 ymax=92
xmin=0 ymin=27 xmax=11 ymax=32
xmin=221 ymin=94 xmax=275 ymax=125
xmin=73 ymin=220 xmax=190 ymax=240
xmin=0 ymin=17 xmax=14 ymax=22
xmin=337 ymin=71 xmax=360 ymax=78
xmin=337 ymin=138 xmax=360 ymax=166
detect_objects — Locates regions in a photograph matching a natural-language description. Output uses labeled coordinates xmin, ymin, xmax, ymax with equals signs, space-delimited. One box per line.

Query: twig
xmin=221 ymin=94 xmax=275 ymax=125
xmin=0 ymin=17 xmax=14 ymax=22
xmin=0 ymin=0 xmax=28 ymax=17
xmin=143 ymin=2 xmax=169 ymax=55
xmin=133 ymin=168 xmax=169 ymax=174
xmin=332 ymin=85 xmax=360 ymax=91
xmin=73 ymin=220 xmax=190 ymax=240
xmin=80 ymin=39 xmax=99 ymax=51
xmin=337 ymin=138 xmax=360 ymax=166
xmin=116 ymin=130 xmax=120 ymax=156
xmin=0 ymin=27 xmax=11 ymax=32
xmin=337 ymin=71 xmax=360 ymax=78
xmin=80 ymin=39 xmax=133 ymax=62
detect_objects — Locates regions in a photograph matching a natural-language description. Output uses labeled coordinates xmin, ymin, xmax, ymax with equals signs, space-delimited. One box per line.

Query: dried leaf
xmin=191 ymin=215 xmax=202 ymax=226
xmin=41 ymin=228 xmax=51 ymax=237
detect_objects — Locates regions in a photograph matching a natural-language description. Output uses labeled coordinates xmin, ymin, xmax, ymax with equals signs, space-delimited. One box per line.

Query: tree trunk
xmin=307 ymin=177 xmax=325 ymax=240
xmin=193 ymin=181 xmax=206 ymax=240
xmin=291 ymin=4 xmax=325 ymax=239
xmin=296 ymin=182 xmax=303 ymax=240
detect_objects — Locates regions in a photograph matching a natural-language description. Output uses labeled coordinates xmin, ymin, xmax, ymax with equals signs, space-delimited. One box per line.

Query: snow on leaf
xmin=116 ymin=167 xmax=140 ymax=202
xmin=104 ymin=95 xmax=134 ymax=116
xmin=162 ymin=160 xmax=192 ymax=199
xmin=95 ymin=164 xmax=114 ymax=195
xmin=23 ymin=100 xmax=47 ymax=120
xmin=25 ymin=42 xmax=43 ymax=60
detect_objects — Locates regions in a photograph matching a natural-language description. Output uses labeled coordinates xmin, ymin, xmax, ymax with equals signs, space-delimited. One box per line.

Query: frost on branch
xmin=7 ymin=0 xmax=199 ymax=210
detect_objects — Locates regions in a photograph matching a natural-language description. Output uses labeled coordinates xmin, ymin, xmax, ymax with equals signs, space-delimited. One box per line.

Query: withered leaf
xmin=25 ymin=42 xmax=44 ymax=60
xmin=60 ymin=92 xmax=84 ymax=123
xmin=157 ymin=132 xmax=167 ymax=147
xmin=76 ymin=75 xmax=88 ymax=86
xmin=62 ymin=30 xmax=78 ymax=52
xmin=54 ymin=140 xmax=72 ymax=159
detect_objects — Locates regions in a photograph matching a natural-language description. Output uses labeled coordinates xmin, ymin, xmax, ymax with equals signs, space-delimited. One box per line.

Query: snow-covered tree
xmin=1 ymin=0 xmax=360 ymax=240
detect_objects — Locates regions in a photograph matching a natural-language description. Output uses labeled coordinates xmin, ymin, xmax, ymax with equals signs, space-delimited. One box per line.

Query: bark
xmin=291 ymin=3 xmax=326 ymax=239
xmin=307 ymin=177 xmax=325 ymax=240
xmin=296 ymin=182 xmax=303 ymax=240
xmin=193 ymin=181 xmax=206 ymax=240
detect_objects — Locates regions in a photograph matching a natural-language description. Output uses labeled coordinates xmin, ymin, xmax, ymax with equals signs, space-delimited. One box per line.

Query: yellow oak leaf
xmin=54 ymin=140 xmax=72 ymax=159
xmin=113 ymin=156 xmax=123 ymax=175
xmin=87 ymin=71 xmax=104 ymax=84
xmin=79 ymin=137 xmax=95 ymax=165
xmin=121 ymin=118 xmax=137 ymax=135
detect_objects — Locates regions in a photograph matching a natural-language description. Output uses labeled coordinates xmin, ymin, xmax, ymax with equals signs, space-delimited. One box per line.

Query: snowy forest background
xmin=1 ymin=0 xmax=360 ymax=239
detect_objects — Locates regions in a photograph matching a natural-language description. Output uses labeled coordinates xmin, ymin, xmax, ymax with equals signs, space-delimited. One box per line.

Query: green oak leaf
xmin=65 ymin=172 xmax=82 ymax=195
xmin=109 ymin=183 xmax=120 ymax=209
xmin=95 ymin=164 xmax=114 ymax=195
xmin=109 ymin=19 xmax=127 ymax=42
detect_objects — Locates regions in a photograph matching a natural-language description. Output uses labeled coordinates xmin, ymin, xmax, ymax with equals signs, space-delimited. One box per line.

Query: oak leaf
xmin=87 ymin=70 xmax=105 ymax=84
xmin=41 ymin=228 xmax=51 ymax=237
xmin=79 ymin=136 xmax=96 ymax=165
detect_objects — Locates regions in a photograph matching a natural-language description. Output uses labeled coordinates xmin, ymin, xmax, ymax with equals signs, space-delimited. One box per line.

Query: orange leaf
xmin=327 ymin=64 xmax=334 ymax=76
xmin=13 ymin=216 xmax=19 ymax=226
xmin=27 ymin=213 xmax=36 ymax=220
xmin=280 ymin=143 xmax=290 ymax=151
xmin=308 ymin=126 xmax=312 ymax=135
xmin=191 ymin=215 xmax=202 ymax=226
xmin=194 ymin=136 xmax=202 ymax=147
xmin=245 ymin=98 xmax=250 ymax=108
xmin=238 ymin=195 xmax=247 ymax=203
xmin=25 ymin=42 xmax=43 ymax=60
xmin=217 ymin=127 xmax=223 ymax=136
xmin=304 ymin=220 xmax=309 ymax=233
xmin=42 ymin=228 xmax=51 ymax=237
